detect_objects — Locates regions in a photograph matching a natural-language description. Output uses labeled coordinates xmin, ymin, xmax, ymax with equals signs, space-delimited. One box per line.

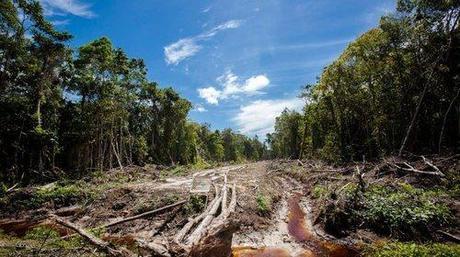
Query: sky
xmin=39 ymin=0 xmax=396 ymax=139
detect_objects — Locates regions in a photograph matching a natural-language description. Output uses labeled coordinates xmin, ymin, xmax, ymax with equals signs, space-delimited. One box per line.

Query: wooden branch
xmin=104 ymin=200 xmax=187 ymax=228
xmin=174 ymin=190 xmax=221 ymax=244
xmin=153 ymin=206 xmax=181 ymax=236
xmin=52 ymin=216 xmax=132 ymax=257
xmin=297 ymin=159 xmax=304 ymax=166
xmin=6 ymin=183 xmax=19 ymax=194
xmin=187 ymin=194 xmax=223 ymax=245
xmin=395 ymin=162 xmax=444 ymax=176
xmin=437 ymin=230 xmax=460 ymax=242
xmin=135 ymin=238 xmax=171 ymax=257
xmin=421 ymin=156 xmax=445 ymax=177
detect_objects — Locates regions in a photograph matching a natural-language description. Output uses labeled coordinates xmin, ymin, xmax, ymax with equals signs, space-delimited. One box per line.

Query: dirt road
xmin=0 ymin=161 xmax=358 ymax=257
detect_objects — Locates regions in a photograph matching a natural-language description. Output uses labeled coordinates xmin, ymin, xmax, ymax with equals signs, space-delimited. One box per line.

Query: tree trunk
xmin=438 ymin=88 xmax=460 ymax=153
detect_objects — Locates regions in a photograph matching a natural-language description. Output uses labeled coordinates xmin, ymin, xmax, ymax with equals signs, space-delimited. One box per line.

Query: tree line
xmin=0 ymin=0 xmax=266 ymax=184
xmin=266 ymin=0 xmax=459 ymax=162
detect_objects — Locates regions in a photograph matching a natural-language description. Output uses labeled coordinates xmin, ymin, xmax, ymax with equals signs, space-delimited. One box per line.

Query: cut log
xmin=174 ymin=189 xmax=221 ymax=244
xmin=104 ymin=200 xmax=187 ymax=228
xmin=186 ymin=194 xmax=223 ymax=245
xmin=221 ymin=173 xmax=228 ymax=212
xmin=52 ymin=215 xmax=132 ymax=257
xmin=226 ymin=184 xmax=237 ymax=217
xmin=188 ymin=220 xmax=238 ymax=257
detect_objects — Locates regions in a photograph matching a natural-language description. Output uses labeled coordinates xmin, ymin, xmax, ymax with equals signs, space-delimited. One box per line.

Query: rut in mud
xmin=232 ymin=176 xmax=357 ymax=257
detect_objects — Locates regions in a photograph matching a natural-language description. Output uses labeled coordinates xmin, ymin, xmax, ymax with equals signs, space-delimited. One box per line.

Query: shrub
xmin=35 ymin=182 xmax=83 ymax=206
xmin=184 ymin=195 xmax=206 ymax=214
xmin=364 ymin=242 xmax=460 ymax=257
xmin=320 ymin=183 xmax=453 ymax=239
xmin=360 ymin=185 xmax=452 ymax=237
xmin=256 ymin=194 xmax=270 ymax=214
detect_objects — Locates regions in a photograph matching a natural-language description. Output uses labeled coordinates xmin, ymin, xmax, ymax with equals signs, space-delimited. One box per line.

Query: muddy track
xmin=232 ymin=173 xmax=357 ymax=257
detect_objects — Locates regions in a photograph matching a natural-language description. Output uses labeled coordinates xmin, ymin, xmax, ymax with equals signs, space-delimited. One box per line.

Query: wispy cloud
xmin=233 ymin=98 xmax=304 ymax=136
xmin=202 ymin=6 xmax=211 ymax=13
xmin=40 ymin=0 xmax=95 ymax=18
xmin=51 ymin=19 xmax=70 ymax=26
xmin=194 ymin=104 xmax=208 ymax=112
xmin=164 ymin=20 xmax=243 ymax=65
xmin=198 ymin=71 xmax=270 ymax=105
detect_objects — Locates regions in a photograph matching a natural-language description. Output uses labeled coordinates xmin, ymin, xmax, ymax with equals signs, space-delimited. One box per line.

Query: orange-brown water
xmin=287 ymin=192 xmax=312 ymax=242
xmin=232 ymin=193 xmax=358 ymax=257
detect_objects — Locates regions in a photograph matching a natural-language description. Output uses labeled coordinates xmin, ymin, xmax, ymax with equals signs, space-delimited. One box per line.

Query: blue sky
xmin=40 ymin=0 xmax=396 ymax=138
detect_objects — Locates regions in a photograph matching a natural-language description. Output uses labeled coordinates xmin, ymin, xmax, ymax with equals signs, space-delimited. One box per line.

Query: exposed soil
xmin=1 ymin=156 xmax=458 ymax=256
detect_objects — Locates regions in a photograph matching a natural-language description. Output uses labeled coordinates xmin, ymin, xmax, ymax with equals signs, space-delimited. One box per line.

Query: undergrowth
xmin=320 ymin=182 xmax=454 ymax=239
xmin=256 ymin=194 xmax=270 ymax=214
xmin=364 ymin=242 xmax=460 ymax=257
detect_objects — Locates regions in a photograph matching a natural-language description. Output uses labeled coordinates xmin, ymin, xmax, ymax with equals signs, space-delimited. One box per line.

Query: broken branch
xmin=104 ymin=200 xmax=187 ymax=228
xmin=53 ymin=215 xmax=132 ymax=257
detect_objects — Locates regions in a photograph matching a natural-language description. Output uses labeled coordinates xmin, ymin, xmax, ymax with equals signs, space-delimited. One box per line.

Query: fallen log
xmin=226 ymin=184 xmax=237 ymax=217
xmin=221 ymin=173 xmax=228 ymax=212
xmin=174 ymin=189 xmax=222 ymax=244
xmin=104 ymin=199 xmax=187 ymax=228
xmin=188 ymin=220 xmax=238 ymax=257
xmin=187 ymin=195 xmax=223 ymax=245
xmin=52 ymin=215 xmax=132 ymax=257
xmin=221 ymin=184 xmax=236 ymax=220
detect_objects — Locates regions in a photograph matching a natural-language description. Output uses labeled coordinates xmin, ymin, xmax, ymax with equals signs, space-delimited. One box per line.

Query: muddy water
xmin=287 ymin=192 xmax=312 ymax=242
xmin=232 ymin=192 xmax=357 ymax=257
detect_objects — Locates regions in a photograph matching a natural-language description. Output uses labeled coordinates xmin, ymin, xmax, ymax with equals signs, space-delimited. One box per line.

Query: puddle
xmin=232 ymin=247 xmax=291 ymax=257
xmin=287 ymin=192 xmax=312 ymax=242
xmin=232 ymin=191 xmax=358 ymax=257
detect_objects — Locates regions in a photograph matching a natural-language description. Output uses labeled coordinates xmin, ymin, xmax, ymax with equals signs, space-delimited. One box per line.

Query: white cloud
xmin=198 ymin=71 xmax=270 ymax=104
xmin=164 ymin=20 xmax=243 ymax=65
xmin=164 ymin=39 xmax=201 ymax=66
xmin=40 ymin=0 xmax=95 ymax=18
xmin=198 ymin=87 xmax=221 ymax=105
xmin=243 ymin=75 xmax=270 ymax=92
xmin=51 ymin=19 xmax=70 ymax=26
xmin=194 ymin=104 xmax=207 ymax=112
xmin=233 ymin=98 xmax=304 ymax=136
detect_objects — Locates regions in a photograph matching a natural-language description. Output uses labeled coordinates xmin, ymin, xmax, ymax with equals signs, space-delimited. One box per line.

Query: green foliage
xmin=359 ymin=185 xmax=452 ymax=236
xmin=267 ymin=0 xmax=460 ymax=161
xmin=266 ymin=109 xmax=303 ymax=159
xmin=35 ymin=182 xmax=83 ymax=204
xmin=365 ymin=242 xmax=460 ymax=257
xmin=0 ymin=1 xmax=265 ymax=186
xmin=312 ymin=185 xmax=328 ymax=199
xmin=24 ymin=226 xmax=60 ymax=241
xmin=184 ymin=195 xmax=206 ymax=214
xmin=322 ymin=183 xmax=453 ymax=238
xmin=256 ymin=194 xmax=270 ymax=214
xmin=24 ymin=226 xmax=84 ymax=249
